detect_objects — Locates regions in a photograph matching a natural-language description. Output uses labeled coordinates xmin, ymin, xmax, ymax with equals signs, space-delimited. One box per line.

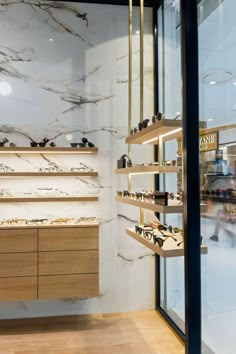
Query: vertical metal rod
xmin=140 ymin=0 xmax=144 ymax=122
xmin=180 ymin=1 xmax=201 ymax=353
xmin=128 ymin=0 xmax=133 ymax=191
xmin=140 ymin=207 xmax=144 ymax=225
xmin=128 ymin=0 xmax=133 ymax=158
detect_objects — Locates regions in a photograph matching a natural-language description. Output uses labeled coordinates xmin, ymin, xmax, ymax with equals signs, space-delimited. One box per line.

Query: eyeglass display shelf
xmin=126 ymin=228 xmax=208 ymax=258
xmin=0 ymin=196 xmax=98 ymax=202
xmin=115 ymin=196 xmax=182 ymax=213
xmin=0 ymin=172 xmax=98 ymax=177
xmin=0 ymin=147 xmax=98 ymax=154
xmin=115 ymin=166 xmax=179 ymax=175
xmin=0 ymin=219 xmax=99 ymax=229
xmin=125 ymin=119 xmax=206 ymax=145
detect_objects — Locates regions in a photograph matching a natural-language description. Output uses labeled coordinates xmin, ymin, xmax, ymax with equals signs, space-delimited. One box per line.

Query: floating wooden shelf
xmin=115 ymin=166 xmax=179 ymax=175
xmin=126 ymin=119 xmax=182 ymax=144
xmin=0 ymin=147 xmax=98 ymax=154
xmin=125 ymin=119 xmax=206 ymax=145
xmin=0 ymin=221 xmax=99 ymax=229
xmin=0 ymin=196 xmax=99 ymax=203
xmin=0 ymin=172 xmax=98 ymax=177
xmin=126 ymin=228 xmax=208 ymax=257
xmin=115 ymin=196 xmax=182 ymax=213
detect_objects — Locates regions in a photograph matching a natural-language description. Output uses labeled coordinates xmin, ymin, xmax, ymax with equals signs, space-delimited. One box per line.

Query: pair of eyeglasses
xmin=26 ymin=218 xmax=48 ymax=224
xmin=77 ymin=217 xmax=96 ymax=223
xmin=162 ymin=160 xmax=176 ymax=167
xmin=0 ymin=163 xmax=15 ymax=172
xmin=135 ymin=225 xmax=153 ymax=234
xmin=152 ymin=112 xmax=162 ymax=124
xmin=159 ymin=232 xmax=178 ymax=242
xmin=70 ymin=163 xmax=94 ymax=172
xmin=143 ymin=230 xmax=155 ymax=240
xmin=156 ymin=224 xmax=182 ymax=234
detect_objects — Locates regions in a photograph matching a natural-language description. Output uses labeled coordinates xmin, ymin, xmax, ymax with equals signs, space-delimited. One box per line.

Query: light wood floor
xmin=0 ymin=311 xmax=184 ymax=354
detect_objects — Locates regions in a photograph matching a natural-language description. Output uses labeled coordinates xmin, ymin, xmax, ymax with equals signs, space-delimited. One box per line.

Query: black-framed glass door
xmin=153 ymin=1 xmax=202 ymax=353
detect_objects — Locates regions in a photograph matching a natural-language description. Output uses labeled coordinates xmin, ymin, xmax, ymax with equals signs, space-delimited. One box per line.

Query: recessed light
xmin=233 ymin=82 xmax=236 ymax=86
xmin=208 ymin=118 xmax=213 ymax=122
xmin=49 ymin=38 xmax=54 ymax=42
xmin=136 ymin=30 xmax=140 ymax=34
xmin=209 ymin=81 xmax=216 ymax=85
xmin=176 ymin=112 xmax=180 ymax=115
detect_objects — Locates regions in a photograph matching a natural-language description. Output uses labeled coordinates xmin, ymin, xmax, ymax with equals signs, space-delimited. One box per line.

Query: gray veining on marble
xmin=0 ymin=1 xmax=154 ymax=319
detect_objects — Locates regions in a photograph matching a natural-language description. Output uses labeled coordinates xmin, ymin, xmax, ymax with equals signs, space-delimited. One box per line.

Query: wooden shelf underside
xmin=0 ymin=147 xmax=98 ymax=154
xmin=115 ymin=196 xmax=182 ymax=213
xmin=126 ymin=228 xmax=208 ymax=258
xmin=0 ymin=172 xmax=98 ymax=177
xmin=115 ymin=166 xmax=179 ymax=174
xmin=0 ymin=196 xmax=99 ymax=202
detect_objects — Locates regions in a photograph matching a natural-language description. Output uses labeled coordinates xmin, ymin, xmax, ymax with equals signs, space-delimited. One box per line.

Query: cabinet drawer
xmin=0 ymin=277 xmax=37 ymax=301
xmin=0 ymin=253 xmax=37 ymax=277
xmin=38 ymin=227 xmax=98 ymax=251
xmin=0 ymin=229 xmax=37 ymax=253
xmin=38 ymin=274 xmax=99 ymax=299
xmin=39 ymin=250 xmax=98 ymax=275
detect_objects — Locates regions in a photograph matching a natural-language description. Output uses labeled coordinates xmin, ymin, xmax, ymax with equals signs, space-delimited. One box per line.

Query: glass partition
xmin=156 ymin=1 xmax=184 ymax=332
xmin=199 ymin=0 xmax=236 ymax=353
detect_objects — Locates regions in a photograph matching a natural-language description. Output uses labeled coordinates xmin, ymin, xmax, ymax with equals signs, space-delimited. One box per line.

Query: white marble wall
xmin=0 ymin=1 xmax=154 ymax=318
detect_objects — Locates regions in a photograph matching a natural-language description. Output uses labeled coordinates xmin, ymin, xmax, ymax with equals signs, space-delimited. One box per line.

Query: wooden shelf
xmin=125 ymin=119 xmax=206 ymax=145
xmin=0 ymin=172 xmax=98 ymax=177
xmin=0 ymin=147 xmax=98 ymax=154
xmin=0 ymin=221 xmax=99 ymax=229
xmin=115 ymin=196 xmax=182 ymax=213
xmin=0 ymin=196 xmax=99 ymax=203
xmin=115 ymin=166 xmax=179 ymax=175
xmin=126 ymin=228 xmax=208 ymax=258
xmin=126 ymin=119 xmax=182 ymax=144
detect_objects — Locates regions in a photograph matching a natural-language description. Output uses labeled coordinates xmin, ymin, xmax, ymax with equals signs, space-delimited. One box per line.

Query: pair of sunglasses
xmin=152 ymin=112 xmax=162 ymax=124
xmin=135 ymin=225 xmax=153 ymax=235
xmin=138 ymin=119 xmax=149 ymax=131
xmin=30 ymin=138 xmax=50 ymax=147
xmin=162 ymin=160 xmax=176 ymax=167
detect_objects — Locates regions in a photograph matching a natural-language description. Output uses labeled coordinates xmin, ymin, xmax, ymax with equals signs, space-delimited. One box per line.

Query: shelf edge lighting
xmin=142 ymin=128 xmax=182 ymax=145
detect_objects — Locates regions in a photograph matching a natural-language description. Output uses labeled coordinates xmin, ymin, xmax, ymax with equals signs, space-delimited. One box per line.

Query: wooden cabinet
xmin=39 ymin=250 xmax=98 ymax=275
xmin=0 ymin=277 xmax=37 ymax=301
xmin=0 ymin=253 xmax=37 ymax=277
xmin=38 ymin=227 xmax=98 ymax=251
xmin=38 ymin=274 xmax=99 ymax=299
xmin=0 ymin=229 xmax=37 ymax=253
xmin=0 ymin=225 xmax=99 ymax=301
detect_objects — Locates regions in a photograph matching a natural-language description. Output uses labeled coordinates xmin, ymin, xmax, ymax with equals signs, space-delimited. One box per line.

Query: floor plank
xmin=0 ymin=311 xmax=184 ymax=354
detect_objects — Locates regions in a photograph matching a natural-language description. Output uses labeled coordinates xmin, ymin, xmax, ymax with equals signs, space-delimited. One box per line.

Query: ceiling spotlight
xmin=136 ymin=30 xmax=140 ymax=34
xmin=233 ymin=82 xmax=236 ymax=86
xmin=176 ymin=111 xmax=180 ymax=115
xmin=208 ymin=118 xmax=213 ymax=122
xmin=209 ymin=81 xmax=216 ymax=85
xmin=49 ymin=38 xmax=54 ymax=42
